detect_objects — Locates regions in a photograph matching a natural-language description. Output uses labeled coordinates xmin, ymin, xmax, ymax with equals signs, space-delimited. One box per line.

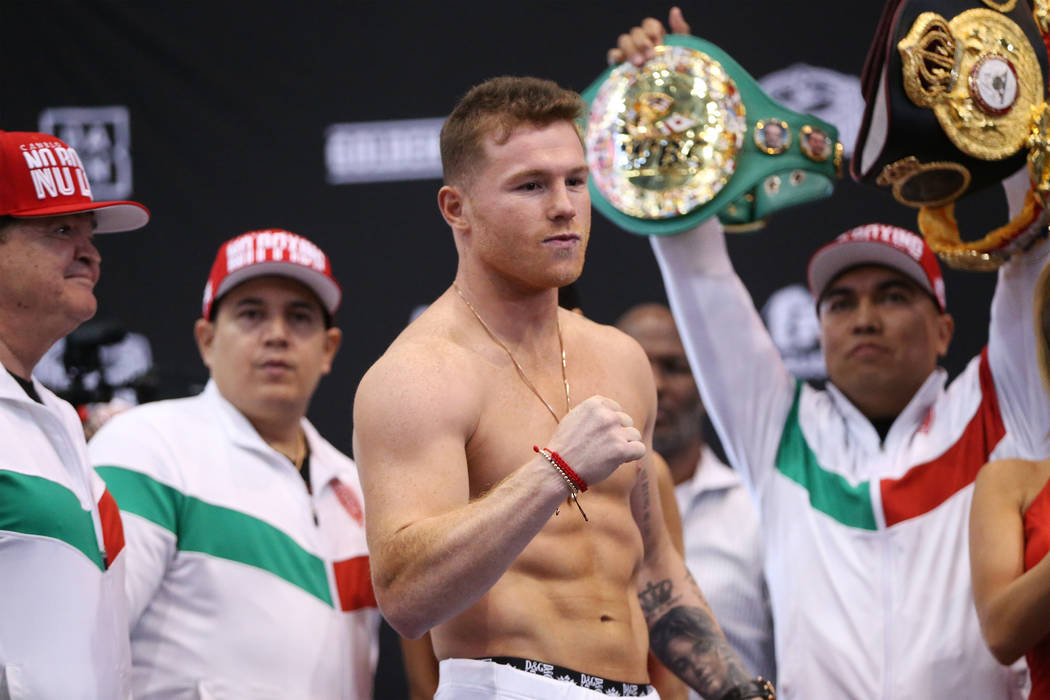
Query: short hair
xmin=440 ymin=76 xmax=584 ymax=186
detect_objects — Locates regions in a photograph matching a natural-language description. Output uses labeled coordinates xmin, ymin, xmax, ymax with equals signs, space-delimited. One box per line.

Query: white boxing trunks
xmin=435 ymin=657 xmax=660 ymax=699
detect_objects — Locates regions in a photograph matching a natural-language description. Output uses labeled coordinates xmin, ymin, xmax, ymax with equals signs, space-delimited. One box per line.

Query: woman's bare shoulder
xmin=977 ymin=457 xmax=1050 ymax=511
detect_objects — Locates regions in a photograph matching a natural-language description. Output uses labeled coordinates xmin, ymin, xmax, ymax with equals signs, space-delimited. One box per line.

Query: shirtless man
xmin=353 ymin=77 xmax=773 ymax=699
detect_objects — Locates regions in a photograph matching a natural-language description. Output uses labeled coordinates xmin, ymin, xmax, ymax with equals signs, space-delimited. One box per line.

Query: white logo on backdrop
xmin=759 ymin=64 xmax=864 ymax=158
xmin=38 ymin=106 xmax=134 ymax=200
xmin=325 ymin=117 xmax=444 ymax=184
xmin=36 ymin=332 xmax=153 ymax=395
xmin=761 ymin=284 xmax=826 ymax=381
xmin=323 ymin=66 xmax=862 ymax=184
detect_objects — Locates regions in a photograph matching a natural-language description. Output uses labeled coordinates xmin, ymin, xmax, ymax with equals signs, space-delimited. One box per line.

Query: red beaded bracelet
xmin=541 ymin=448 xmax=587 ymax=492
xmin=533 ymin=445 xmax=589 ymax=521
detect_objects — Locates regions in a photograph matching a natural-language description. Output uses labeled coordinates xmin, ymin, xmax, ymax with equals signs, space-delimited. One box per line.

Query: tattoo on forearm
xmin=649 ymin=605 xmax=751 ymax=696
xmin=642 ymin=574 xmax=750 ymax=695
xmin=637 ymin=465 xmax=652 ymax=541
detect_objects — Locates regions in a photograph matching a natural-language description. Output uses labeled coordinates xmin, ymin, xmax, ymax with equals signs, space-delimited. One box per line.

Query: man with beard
xmin=618 ymin=303 xmax=775 ymax=687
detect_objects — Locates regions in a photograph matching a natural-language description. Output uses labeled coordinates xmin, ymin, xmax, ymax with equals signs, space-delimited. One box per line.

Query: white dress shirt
xmin=674 ymin=445 xmax=776 ymax=688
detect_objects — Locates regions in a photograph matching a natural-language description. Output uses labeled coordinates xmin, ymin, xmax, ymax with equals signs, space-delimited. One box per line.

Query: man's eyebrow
xmin=288 ymin=299 xmax=321 ymax=312
xmin=821 ymin=286 xmax=853 ymax=299
xmin=875 ymin=278 xmax=919 ymax=293
xmin=507 ymin=168 xmax=545 ymax=180
xmin=508 ymin=165 xmax=589 ymax=180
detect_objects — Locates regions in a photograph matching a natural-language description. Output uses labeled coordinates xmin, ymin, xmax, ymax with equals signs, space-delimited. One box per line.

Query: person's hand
xmin=607 ymin=7 xmax=692 ymax=67
xmin=545 ymin=395 xmax=646 ymax=487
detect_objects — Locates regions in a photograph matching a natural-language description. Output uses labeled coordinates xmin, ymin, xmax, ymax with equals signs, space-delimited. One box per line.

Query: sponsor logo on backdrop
xmin=38 ymin=106 xmax=134 ymax=200
xmin=759 ymin=64 xmax=863 ymax=158
xmin=325 ymin=117 xmax=444 ymax=184
xmin=36 ymin=331 xmax=153 ymax=396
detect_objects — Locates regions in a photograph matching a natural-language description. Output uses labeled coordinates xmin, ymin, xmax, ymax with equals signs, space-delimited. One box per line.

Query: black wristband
xmin=720 ymin=677 xmax=776 ymax=700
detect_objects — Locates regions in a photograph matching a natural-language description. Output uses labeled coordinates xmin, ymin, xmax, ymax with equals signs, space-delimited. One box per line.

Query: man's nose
xmin=77 ymin=234 xmax=101 ymax=266
xmin=851 ymin=298 xmax=881 ymax=333
xmin=548 ymin=182 xmax=577 ymax=221
xmin=263 ymin=315 xmax=291 ymax=343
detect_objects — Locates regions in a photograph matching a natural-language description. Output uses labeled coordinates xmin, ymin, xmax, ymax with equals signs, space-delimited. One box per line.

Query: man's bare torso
xmin=387 ymin=290 xmax=655 ymax=680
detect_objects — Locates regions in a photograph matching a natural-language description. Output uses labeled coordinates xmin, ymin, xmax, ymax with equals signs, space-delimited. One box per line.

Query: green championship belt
xmin=581 ymin=34 xmax=842 ymax=236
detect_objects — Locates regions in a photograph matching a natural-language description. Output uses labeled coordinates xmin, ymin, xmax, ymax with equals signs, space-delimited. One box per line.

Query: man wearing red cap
xmin=0 ymin=130 xmax=149 ymax=697
xmin=89 ymin=230 xmax=380 ymax=699
xmin=617 ymin=13 xmax=1050 ymax=700
xmin=653 ymin=207 xmax=1049 ymax=699
xmin=615 ymin=10 xmax=1050 ymax=698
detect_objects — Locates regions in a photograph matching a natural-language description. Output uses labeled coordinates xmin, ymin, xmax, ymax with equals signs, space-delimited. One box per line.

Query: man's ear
xmin=438 ymin=184 xmax=469 ymax=232
xmin=935 ymin=312 xmax=955 ymax=358
xmin=320 ymin=327 xmax=342 ymax=375
xmin=194 ymin=318 xmax=216 ymax=369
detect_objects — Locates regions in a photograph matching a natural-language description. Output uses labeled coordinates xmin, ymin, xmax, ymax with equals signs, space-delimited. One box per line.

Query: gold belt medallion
xmin=899 ymin=8 xmax=1043 ymax=162
xmin=1035 ymin=0 xmax=1050 ymax=36
xmin=1028 ymin=101 xmax=1050 ymax=203
xmin=586 ymin=44 xmax=747 ymax=220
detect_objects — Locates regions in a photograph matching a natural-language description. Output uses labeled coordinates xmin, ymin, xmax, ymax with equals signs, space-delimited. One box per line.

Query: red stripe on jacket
xmin=333 ymin=555 xmax=378 ymax=611
xmin=97 ymin=487 xmax=125 ymax=568
xmin=880 ymin=348 xmax=1006 ymax=527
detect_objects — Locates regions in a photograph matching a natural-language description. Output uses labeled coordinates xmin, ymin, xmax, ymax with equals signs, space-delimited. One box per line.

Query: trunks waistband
xmin=475 ymin=656 xmax=654 ymax=696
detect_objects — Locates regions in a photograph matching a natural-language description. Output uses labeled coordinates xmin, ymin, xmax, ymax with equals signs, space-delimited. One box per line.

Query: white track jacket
xmin=652 ymin=220 xmax=1049 ymax=699
xmin=90 ymin=381 xmax=380 ymax=700
xmin=0 ymin=364 xmax=131 ymax=699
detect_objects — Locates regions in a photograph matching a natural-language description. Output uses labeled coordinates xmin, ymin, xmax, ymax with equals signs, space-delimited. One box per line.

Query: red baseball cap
xmin=202 ymin=229 xmax=342 ymax=319
xmin=0 ymin=131 xmax=149 ymax=233
xmin=807 ymin=223 xmax=947 ymax=312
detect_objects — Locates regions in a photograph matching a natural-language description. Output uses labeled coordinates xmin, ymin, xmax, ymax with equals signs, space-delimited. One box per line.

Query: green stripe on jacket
xmin=97 ymin=465 xmax=333 ymax=605
xmin=774 ymin=381 xmax=878 ymax=531
xmin=0 ymin=469 xmax=105 ymax=569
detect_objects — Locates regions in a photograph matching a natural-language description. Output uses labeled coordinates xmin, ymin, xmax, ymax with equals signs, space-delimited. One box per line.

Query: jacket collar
xmin=0 ymin=356 xmax=69 ymax=413
xmin=826 ymin=367 xmax=947 ymax=451
xmin=676 ymin=446 xmax=741 ymax=503
xmin=201 ymin=379 xmax=338 ymax=488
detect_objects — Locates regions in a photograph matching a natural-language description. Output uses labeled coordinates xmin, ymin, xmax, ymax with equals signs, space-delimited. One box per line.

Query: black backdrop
xmin=2 ymin=1 xmax=1010 ymax=695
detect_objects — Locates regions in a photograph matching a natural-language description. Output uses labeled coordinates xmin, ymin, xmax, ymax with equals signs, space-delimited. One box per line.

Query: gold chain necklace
xmin=274 ymin=430 xmax=307 ymax=470
xmin=454 ymin=284 xmax=570 ymax=423
xmin=293 ymin=430 xmax=307 ymax=471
